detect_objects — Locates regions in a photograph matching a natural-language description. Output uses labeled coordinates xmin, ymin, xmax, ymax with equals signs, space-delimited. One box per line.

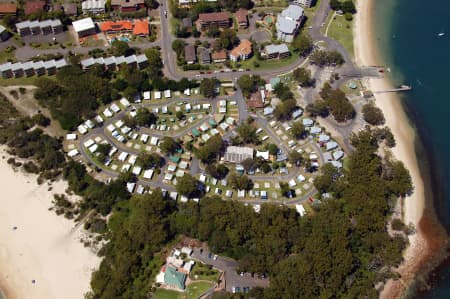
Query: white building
xmin=82 ymin=0 xmax=106 ymax=14
xmin=293 ymin=0 xmax=314 ymax=8
xmin=72 ymin=17 xmax=96 ymax=38
xmin=276 ymin=5 xmax=304 ymax=42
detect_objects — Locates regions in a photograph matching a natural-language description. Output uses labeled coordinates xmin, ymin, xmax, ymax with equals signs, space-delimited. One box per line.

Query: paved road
xmin=191 ymin=248 xmax=269 ymax=292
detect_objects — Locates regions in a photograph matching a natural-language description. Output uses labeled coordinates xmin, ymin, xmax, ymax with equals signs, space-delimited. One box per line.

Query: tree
xmin=274 ymin=83 xmax=294 ymax=101
xmin=160 ymin=137 xmax=181 ymax=155
xmin=310 ymin=50 xmax=345 ymax=66
xmin=267 ymin=143 xmax=279 ymax=156
xmin=342 ymin=1 xmax=356 ymax=14
xmin=96 ymin=143 xmax=112 ymax=162
xmin=292 ymin=33 xmax=314 ymax=57
xmin=330 ymin=0 xmax=341 ymax=10
xmin=293 ymin=67 xmax=315 ymax=88
xmin=237 ymin=75 xmax=263 ymax=98
xmin=319 ymin=83 xmax=355 ymax=122
xmin=274 ymin=98 xmax=297 ymax=121
xmin=144 ymin=47 xmax=163 ymax=79
xmin=200 ymin=78 xmax=219 ymax=98
xmin=306 ymin=100 xmax=329 ymax=117
xmin=176 ymin=111 xmax=185 ymax=120
xmin=237 ymin=121 xmax=258 ymax=144
xmin=144 ymin=0 xmax=159 ymax=9
xmin=290 ymin=121 xmax=307 ymax=139
xmin=227 ymin=172 xmax=253 ymax=190
xmin=362 ymin=103 xmax=385 ymax=125
xmin=196 ymin=135 xmax=224 ymax=163
xmin=206 ymin=163 xmax=229 ymax=179
xmin=288 ymin=150 xmax=303 ymax=166
xmin=137 ymin=152 xmax=164 ymax=169
xmin=172 ymin=39 xmax=186 ymax=59
xmin=176 ymin=174 xmax=201 ymax=198
xmin=111 ymin=40 xmax=134 ymax=56
xmin=135 ymin=108 xmax=157 ymax=127
xmin=217 ymin=29 xmax=239 ymax=50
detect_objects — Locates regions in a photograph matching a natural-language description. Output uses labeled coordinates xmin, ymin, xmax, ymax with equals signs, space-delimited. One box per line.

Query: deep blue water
xmin=374 ymin=0 xmax=450 ymax=297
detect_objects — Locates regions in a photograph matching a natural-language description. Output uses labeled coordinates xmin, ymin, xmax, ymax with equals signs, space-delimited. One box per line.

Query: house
xmin=224 ymin=146 xmax=254 ymax=163
xmin=0 ymin=63 xmax=12 ymax=78
xmin=181 ymin=17 xmax=192 ymax=31
xmin=111 ymin=0 xmax=145 ymax=12
xmin=199 ymin=47 xmax=211 ymax=64
xmin=100 ymin=20 xmax=133 ymax=34
xmin=72 ymin=17 xmax=97 ymax=38
xmin=133 ymin=20 xmax=149 ymax=36
xmin=184 ymin=44 xmax=196 ymax=64
xmin=22 ymin=61 xmax=35 ymax=77
xmin=0 ymin=25 xmax=9 ymax=41
xmin=136 ymin=54 xmax=148 ymax=69
xmin=212 ymin=50 xmax=227 ymax=63
xmin=24 ymin=1 xmax=46 ymax=16
xmin=62 ymin=3 xmax=78 ymax=16
xmin=235 ymin=9 xmax=249 ymax=28
xmin=164 ymin=266 xmax=186 ymax=290
xmin=229 ymin=39 xmax=252 ymax=62
xmin=33 ymin=61 xmax=45 ymax=76
xmin=247 ymin=90 xmax=265 ymax=108
xmin=262 ymin=44 xmax=290 ymax=59
xmin=44 ymin=60 xmax=56 ymax=75
xmin=293 ymin=0 xmax=314 ymax=8
xmin=0 ymin=3 xmax=17 ymax=17
xmin=81 ymin=0 xmax=105 ymax=14
xmin=276 ymin=4 xmax=304 ymax=42
xmin=198 ymin=12 xmax=230 ymax=30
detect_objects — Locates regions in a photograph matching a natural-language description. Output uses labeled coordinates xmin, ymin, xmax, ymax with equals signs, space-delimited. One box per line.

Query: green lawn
xmin=0 ymin=76 xmax=40 ymax=86
xmin=236 ymin=53 xmax=298 ymax=71
xmin=189 ymin=262 xmax=220 ymax=282
xmin=185 ymin=281 xmax=213 ymax=299
xmin=327 ymin=15 xmax=354 ymax=58
xmin=154 ymin=288 xmax=181 ymax=299
xmin=154 ymin=282 xmax=213 ymax=299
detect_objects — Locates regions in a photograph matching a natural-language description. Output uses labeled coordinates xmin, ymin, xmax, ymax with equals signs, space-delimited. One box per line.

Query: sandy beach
xmin=0 ymin=147 xmax=100 ymax=299
xmin=353 ymin=0 xmax=442 ymax=297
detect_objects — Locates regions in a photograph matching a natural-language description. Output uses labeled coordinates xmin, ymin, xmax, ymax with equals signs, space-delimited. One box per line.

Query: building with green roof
xmin=192 ymin=128 xmax=200 ymax=137
xmin=164 ymin=266 xmax=186 ymax=290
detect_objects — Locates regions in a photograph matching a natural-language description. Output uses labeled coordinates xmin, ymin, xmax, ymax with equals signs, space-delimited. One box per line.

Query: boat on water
xmin=438 ymin=32 xmax=445 ymax=37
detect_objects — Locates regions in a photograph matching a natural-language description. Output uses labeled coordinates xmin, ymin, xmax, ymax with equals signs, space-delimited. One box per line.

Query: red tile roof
xmin=24 ymin=1 xmax=46 ymax=15
xmin=0 ymin=3 xmax=17 ymax=14
xmin=230 ymin=39 xmax=252 ymax=58
xmin=198 ymin=12 xmax=229 ymax=23
xmin=133 ymin=20 xmax=149 ymax=35
xmin=247 ymin=91 xmax=264 ymax=108
xmin=100 ymin=20 xmax=133 ymax=32
xmin=235 ymin=9 xmax=248 ymax=24
xmin=212 ymin=50 xmax=227 ymax=61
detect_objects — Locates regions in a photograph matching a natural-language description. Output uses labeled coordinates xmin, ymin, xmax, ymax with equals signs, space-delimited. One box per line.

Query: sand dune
xmin=0 ymin=147 xmax=100 ymax=299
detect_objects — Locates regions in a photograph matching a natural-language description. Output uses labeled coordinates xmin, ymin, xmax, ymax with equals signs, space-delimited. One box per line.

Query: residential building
xmin=0 ymin=25 xmax=9 ymax=41
xmin=0 ymin=3 xmax=17 ymax=17
xmin=247 ymin=90 xmax=265 ymax=108
xmin=164 ymin=266 xmax=186 ymax=290
xmin=62 ymin=3 xmax=78 ymax=16
xmin=181 ymin=17 xmax=192 ymax=31
xmin=16 ymin=19 xmax=63 ymax=36
xmin=198 ymin=12 xmax=230 ymax=30
xmin=133 ymin=20 xmax=149 ymax=36
xmin=293 ymin=0 xmax=314 ymax=8
xmin=24 ymin=1 xmax=46 ymax=16
xmin=111 ymin=0 xmax=145 ymax=12
xmin=80 ymin=54 xmax=148 ymax=70
xmin=235 ymin=9 xmax=248 ymax=28
xmin=100 ymin=20 xmax=133 ymax=34
xmin=212 ymin=50 xmax=227 ymax=63
xmin=262 ymin=43 xmax=290 ymax=59
xmin=224 ymin=146 xmax=254 ymax=163
xmin=276 ymin=4 xmax=304 ymax=42
xmin=199 ymin=47 xmax=211 ymax=64
xmin=0 ymin=58 xmax=69 ymax=78
xmin=184 ymin=44 xmax=196 ymax=64
xmin=72 ymin=17 xmax=97 ymax=38
xmin=81 ymin=0 xmax=106 ymax=14
xmin=229 ymin=39 xmax=252 ymax=62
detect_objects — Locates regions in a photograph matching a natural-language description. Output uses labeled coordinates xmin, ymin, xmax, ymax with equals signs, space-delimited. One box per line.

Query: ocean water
xmin=373 ymin=0 xmax=450 ymax=297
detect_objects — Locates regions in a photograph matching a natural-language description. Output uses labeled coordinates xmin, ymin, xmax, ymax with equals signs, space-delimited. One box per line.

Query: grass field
xmin=189 ymin=262 xmax=220 ymax=282
xmin=154 ymin=281 xmax=213 ymax=299
xmin=327 ymin=14 xmax=354 ymax=58
xmin=0 ymin=76 xmax=40 ymax=86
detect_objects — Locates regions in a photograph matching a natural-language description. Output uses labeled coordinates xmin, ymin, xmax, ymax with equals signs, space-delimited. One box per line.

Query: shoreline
xmin=353 ymin=0 xmax=448 ymax=298
xmin=0 ymin=147 xmax=100 ymax=299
